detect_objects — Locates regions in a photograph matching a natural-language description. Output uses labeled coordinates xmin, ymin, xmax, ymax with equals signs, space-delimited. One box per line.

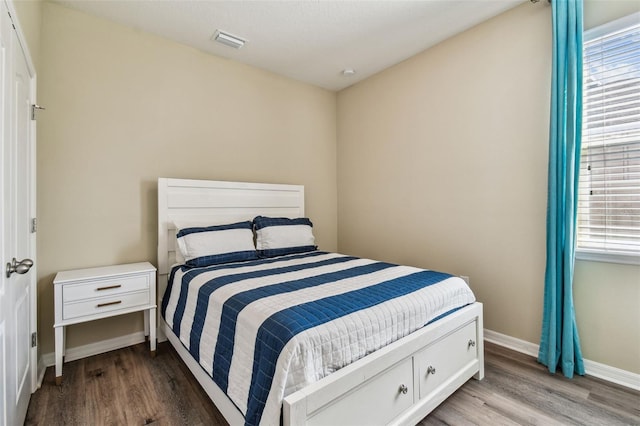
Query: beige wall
xmin=36 ymin=2 xmax=337 ymax=355
xmin=337 ymin=0 xmax=640 ymax=375
xmin=574 ymin=260 xmax=640 ymax=372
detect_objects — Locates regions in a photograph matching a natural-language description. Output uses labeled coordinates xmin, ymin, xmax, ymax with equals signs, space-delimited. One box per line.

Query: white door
xmin=1 ymin=1 xmax=36 ymax=424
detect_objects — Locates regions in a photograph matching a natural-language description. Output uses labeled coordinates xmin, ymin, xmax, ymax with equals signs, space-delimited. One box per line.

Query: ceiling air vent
xmin=212 ymin=30 xmax=247 ymax=49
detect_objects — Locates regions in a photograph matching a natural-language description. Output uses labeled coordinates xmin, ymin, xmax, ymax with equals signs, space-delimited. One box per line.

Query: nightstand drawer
xmin=62 ymin=275 xmax=149 ymax=302
xmin=62 ymin=290 xmax=150 ymax=320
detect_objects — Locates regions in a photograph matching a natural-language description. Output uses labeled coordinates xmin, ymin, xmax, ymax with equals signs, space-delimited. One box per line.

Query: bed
xmin=157 ymin=178 xmax=484 ymax=426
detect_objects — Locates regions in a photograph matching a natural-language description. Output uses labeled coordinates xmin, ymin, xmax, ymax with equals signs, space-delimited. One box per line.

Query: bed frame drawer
xmin=415 ymin=320 xmax=478 ymax=399
xmin=307 ymin=357 xmax=414 ymax=426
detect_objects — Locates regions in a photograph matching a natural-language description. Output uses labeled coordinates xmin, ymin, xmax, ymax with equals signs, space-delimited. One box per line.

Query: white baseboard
xmin=484 ymin=329 xmax=539 ymax=358
xmin=38 ymin=331 xmax=147 ymax=386
xmin=36 ymin=356 xmax=48 ymax=389
xmin=582 ymin=359 xmax=640 ymax=391
xmin=484 ymin=328 xmax=640 ymax=391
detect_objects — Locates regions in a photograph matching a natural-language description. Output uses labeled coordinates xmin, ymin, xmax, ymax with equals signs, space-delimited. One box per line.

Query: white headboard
xmin=157 ymin=178 xmax=305 ymax=321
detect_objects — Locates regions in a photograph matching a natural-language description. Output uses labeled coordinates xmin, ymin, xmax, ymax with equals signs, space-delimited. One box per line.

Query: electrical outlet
xmin=460 ymin=275 xmax=470 ymax=286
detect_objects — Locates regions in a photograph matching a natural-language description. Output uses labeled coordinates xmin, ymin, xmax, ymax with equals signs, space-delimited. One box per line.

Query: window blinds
xmin=578 ymin=16 xmax=640 ymax=255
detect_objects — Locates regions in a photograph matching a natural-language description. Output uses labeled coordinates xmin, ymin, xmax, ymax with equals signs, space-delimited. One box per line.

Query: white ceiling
xmin=52 ymin=0 xmax=525 ymax=91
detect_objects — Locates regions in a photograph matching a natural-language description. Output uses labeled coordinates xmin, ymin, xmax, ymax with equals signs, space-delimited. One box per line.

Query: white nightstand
xmin=53 ymin=262 xmax=157 ymax=385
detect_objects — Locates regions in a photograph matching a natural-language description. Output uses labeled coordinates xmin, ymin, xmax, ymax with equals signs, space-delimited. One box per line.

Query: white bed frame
xmin=157 ymin=177 xmax=484 ymax=426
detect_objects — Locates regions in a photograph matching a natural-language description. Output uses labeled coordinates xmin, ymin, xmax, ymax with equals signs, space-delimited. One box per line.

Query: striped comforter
xmin=161 ymin=251 xmax=476 ymax=426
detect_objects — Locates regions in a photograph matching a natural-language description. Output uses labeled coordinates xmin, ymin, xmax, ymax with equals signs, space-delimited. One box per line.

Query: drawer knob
xmin=468 ymin=339 xmax=476 ymax=348
xmin=398 ymin=384 xmax=409 ymax=394
xmin=427 ymin=365 xmax=436 ymax=375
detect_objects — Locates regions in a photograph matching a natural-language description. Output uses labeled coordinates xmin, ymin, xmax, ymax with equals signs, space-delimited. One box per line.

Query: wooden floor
xmin=26 ymin=341 xmax=639 ymax=426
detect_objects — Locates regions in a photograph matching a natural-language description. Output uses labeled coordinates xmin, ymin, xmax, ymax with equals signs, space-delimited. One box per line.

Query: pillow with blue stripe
xmin=176 ymin=221 xmax=258 ymax=267
xmin=253 ymin=216 xmax=317 ymax=257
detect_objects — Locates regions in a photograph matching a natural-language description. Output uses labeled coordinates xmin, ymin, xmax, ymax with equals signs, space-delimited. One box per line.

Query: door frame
xmin=5 ymin=0 xmax=38 ymax=393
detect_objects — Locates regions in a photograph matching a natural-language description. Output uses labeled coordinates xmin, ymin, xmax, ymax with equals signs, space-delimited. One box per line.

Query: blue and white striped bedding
xmin=161 ymin=251 xmax=476 ymax=426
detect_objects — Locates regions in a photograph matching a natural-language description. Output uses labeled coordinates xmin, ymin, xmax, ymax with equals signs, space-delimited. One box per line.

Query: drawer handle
xmin=427 ymin=365 xmax=436 ymax=375
xmin=468 ymin=339 xmax=476 ymax=349
xmin=398 ymin=384 xmax=409 ymax=395
xmin=96 ymin=284 xmax=122 ymax=291
xmin=97 ymin=300 xmax=122 ymax=308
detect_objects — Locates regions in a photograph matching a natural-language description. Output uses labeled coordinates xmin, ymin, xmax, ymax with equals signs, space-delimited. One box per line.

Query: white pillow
xmin=256 ymin=225 xmax=315 ymax=250
xmin=175 ymin=221 xmax=257 ymax=267
xmin=253 ymin=216 xmax=317 ymax=257
xmin=172 ymin=217 xmax=252 ymax=265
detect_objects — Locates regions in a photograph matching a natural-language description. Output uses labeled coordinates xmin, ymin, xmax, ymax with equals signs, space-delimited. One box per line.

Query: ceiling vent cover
xmin=213 ymin=30 xmax=247 ymax=49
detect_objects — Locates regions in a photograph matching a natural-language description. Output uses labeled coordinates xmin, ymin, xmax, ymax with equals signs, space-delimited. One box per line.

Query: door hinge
xmin=31 ymin=218 xmax=37 ymax=233
xmin=7 ymin=11 xmax=15 ymax=29
xmin=31 ymin=332 xmax=37 ymax=348
xmin=31 ymin=104 xmax=45 ymax=120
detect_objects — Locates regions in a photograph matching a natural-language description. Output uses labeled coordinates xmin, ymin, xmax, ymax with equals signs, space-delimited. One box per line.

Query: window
xmin=577 ymin=13 xmax=640 ymax=264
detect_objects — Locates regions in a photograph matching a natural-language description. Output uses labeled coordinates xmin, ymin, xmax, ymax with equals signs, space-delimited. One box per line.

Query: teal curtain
xmin=538 ymin=0 xmax=585 ymax=378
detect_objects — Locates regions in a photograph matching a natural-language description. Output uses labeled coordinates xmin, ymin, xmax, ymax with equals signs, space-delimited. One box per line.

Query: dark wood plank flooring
xmin=25 ymin=342 xmax=639 ymax=425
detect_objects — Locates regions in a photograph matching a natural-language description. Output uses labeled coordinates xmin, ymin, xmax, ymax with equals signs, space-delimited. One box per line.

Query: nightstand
xmin=53 ymin=262 xmax=157 ymax=385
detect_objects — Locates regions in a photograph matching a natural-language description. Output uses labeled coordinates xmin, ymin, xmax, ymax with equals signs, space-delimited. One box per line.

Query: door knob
xmin=6 ymin=258 xmax=34 ymax=278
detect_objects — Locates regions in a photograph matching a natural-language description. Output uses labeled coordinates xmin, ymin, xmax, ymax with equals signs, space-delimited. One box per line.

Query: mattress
xmin=161 ymin=251 xmax=476 ymax=426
